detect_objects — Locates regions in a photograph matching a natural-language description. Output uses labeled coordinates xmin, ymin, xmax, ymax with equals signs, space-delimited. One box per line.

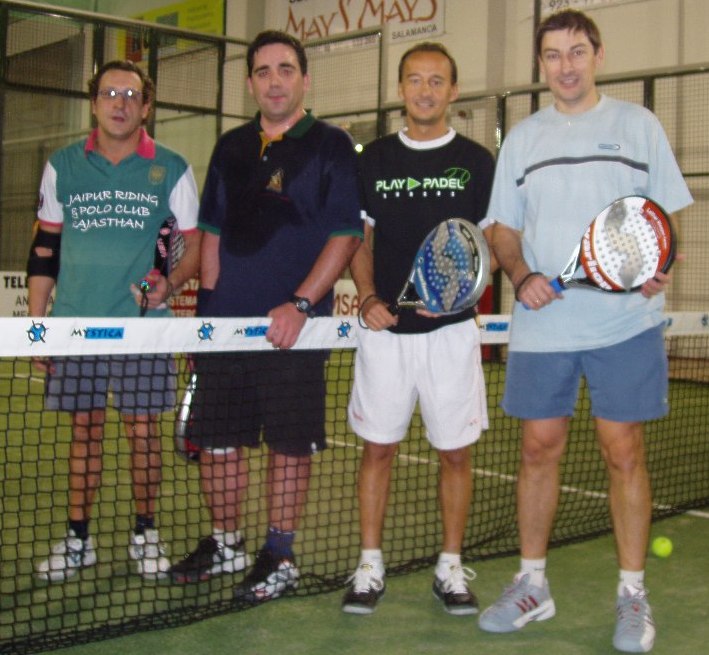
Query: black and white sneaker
xmin=170 ymin=535 xmax=250 ymax=583
xmin=432 ymin=564 xmax=479 ymax=615
xmin=341 ymin=561 xmax=386 ymax=615
xmin=233 ymin=548 xmax=299 ymax=604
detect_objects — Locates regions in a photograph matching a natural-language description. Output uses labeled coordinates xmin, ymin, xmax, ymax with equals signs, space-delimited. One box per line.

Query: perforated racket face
xmin=413 ymin=219 xmax=489 ymax=313
xmin=581 ymin=197 xmax=674 ymax=291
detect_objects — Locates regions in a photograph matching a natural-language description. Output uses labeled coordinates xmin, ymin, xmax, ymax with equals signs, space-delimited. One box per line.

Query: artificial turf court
xmin=0 ymin=316 xmax=708 ymax=654
xmin=46 ymin=510 xmax=709 ymax=655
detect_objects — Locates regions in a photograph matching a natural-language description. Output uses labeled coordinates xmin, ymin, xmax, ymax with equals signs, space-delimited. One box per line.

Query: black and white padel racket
xmin=391 ymin=218 xmax=490 ymax=315
xmin=549 ymin=196 xmax=676 ymax=294
xmin=139 ymin=216 xmax=185 ymax=316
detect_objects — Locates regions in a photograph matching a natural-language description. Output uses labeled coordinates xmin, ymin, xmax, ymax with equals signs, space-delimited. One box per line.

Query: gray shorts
xmin=502 ymin=325 xmax=668 ymax=422
xmin=45 ymin=355 xmax=176 ymax=415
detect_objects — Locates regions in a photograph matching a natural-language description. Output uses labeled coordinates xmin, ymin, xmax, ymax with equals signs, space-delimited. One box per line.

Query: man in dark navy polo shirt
xmin=169 ymin=30 xmax=362 ymax=603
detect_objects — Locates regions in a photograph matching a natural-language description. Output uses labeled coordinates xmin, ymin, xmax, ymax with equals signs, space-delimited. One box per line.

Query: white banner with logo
xmin=3 ymin=312 xmax=705 ymax=357
xmin=267 ymin=0 xmax=445 ymax=43
xmin=0 ymin=313 xmax=519 ymax=357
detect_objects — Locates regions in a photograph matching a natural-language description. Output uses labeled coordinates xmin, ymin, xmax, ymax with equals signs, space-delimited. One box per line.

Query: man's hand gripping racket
xmin=131 ymin=216 xmax=186 ymax=316
xmin=519 ymin=196 xmax=676 ymax=309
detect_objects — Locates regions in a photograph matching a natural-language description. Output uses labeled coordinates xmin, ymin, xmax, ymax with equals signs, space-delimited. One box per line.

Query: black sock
xmin=69 ymin=519 xmax=89 ymax=541
xmin=134 ymin=515 xmax=155 ymax=535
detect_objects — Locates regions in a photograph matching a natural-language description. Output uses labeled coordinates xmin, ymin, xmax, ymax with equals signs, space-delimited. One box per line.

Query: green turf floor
xmin=46 ymin=510 xmax=709 ymax=655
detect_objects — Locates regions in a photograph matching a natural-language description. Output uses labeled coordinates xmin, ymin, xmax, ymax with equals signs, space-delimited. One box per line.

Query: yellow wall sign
xmin=123 ymin=0 xmax=224 ymax=62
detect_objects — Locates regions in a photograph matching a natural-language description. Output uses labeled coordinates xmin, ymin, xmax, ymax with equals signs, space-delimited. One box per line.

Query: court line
xmin=331 ymin=437 xmax=709 ymax=520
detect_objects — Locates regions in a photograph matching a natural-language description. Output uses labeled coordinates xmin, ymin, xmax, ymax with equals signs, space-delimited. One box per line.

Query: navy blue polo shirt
xmin=198 ymin=112 xmax=362 ymax=317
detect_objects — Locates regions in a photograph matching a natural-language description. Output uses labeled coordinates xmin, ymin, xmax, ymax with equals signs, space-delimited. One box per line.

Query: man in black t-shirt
xmin=342 ymin=42 xmax=496 ymax=616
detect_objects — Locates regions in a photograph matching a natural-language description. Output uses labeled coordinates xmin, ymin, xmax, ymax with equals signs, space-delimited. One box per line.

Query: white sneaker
xmin=129 ymin=529 xmax=171 ymax=580
xmin=36 ymin=530 xmax=97 ymax=582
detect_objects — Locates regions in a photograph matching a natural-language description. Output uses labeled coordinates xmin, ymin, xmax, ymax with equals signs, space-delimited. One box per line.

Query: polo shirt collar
xmin=253 ymin=110 xmax=315 ymax=139
xmin=84 ymin=127 xmax=156 ymax=159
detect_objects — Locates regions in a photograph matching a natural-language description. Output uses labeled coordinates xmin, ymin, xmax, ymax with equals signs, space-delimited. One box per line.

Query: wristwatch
xmin=291 ymin=295 xmax=314 ymax=316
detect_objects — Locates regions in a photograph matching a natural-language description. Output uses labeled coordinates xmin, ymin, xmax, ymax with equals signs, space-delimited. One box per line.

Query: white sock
xmin=436 ymin=552 xmax=461 ymax=577
xmin=213 ymin=527 xmax=242 ymax=547
xmin=618 ymin=569 xmax=645 ymax=596
xmin=520 ymin=557 xmax=547 ymax=588
xmin=361 ymin=549 xmax=384 ymax=573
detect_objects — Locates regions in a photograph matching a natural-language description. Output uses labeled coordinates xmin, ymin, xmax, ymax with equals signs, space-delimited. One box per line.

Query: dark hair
xmin=247 ymin=30 xmax=308 ymax=77
xmin=88 ymin=60 xmax=155 ymax=105
xmin=535 ymin=9 xmax=602 ymax=58
xmin=398 ymin=42 xmax=458 ymax=85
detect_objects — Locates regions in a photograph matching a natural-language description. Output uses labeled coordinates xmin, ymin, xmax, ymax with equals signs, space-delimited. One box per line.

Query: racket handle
xmin=549 ymin=277 xmax=564 ymax=293
xmin=139 ymin=269 xmax=167 ymax=316
xmin=522 ymin=277 xmax=563 ymax=310
xmin=139 ymin=268 xmax=162 ymax=292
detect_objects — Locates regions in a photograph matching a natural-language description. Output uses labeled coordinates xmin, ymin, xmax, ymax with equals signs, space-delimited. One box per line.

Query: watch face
xmin=293 ymin=296 xmax=312 ymax=313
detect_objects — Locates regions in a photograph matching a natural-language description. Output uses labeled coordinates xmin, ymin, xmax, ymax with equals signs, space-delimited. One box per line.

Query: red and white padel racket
xmin=550 ymin=196 xmax=675 ymax=294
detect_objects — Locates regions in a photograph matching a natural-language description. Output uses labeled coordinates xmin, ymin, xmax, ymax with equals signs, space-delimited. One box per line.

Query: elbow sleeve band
xmin=27 ymin=229 xmax=61 ymax=279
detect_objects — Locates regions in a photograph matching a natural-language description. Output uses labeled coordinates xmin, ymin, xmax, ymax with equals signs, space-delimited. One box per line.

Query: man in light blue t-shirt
xmin=27 ymin=60 xmax=200 ymax=583
xmin=477 ymin=10 xmax=693 ymax=654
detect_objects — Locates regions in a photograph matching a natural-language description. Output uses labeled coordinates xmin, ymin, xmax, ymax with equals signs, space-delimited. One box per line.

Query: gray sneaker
xmin=613 ymin=585 xmax=655 ymax=653
xmin=478 ymin=573 xmax=556 ymax=633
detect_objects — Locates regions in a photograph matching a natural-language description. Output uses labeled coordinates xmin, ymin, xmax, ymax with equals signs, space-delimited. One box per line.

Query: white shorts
xmin=348 ymin=319 xmax=488 ymax=450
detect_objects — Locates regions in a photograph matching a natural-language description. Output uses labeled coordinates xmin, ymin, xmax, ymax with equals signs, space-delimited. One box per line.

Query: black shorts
xmin=188 ymin=350 xmax=329 ymax=456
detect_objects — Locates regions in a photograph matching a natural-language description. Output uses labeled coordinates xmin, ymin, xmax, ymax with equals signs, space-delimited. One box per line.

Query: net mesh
xmin=0 ymin=314 xmax=707 ymax=654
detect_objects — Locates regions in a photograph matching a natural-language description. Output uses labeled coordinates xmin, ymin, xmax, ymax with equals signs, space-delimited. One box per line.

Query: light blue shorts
xmin=502 ymin=325 xmax=668 ymax=422
xmin=45 ymin=354 xmax=176 ymax=415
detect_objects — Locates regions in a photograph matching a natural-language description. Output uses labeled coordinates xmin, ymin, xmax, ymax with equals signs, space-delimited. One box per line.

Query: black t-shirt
xmin=359 ymin=130 xmax=495 ymax=333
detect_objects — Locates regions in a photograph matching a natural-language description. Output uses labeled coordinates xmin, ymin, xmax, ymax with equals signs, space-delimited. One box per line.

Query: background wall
xmin=23 ymin=0 xmax=709 ymax=95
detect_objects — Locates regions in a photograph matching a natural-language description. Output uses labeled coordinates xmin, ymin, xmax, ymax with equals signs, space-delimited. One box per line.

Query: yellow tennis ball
xmin=651 ymin=536 xmax=673 ymax=558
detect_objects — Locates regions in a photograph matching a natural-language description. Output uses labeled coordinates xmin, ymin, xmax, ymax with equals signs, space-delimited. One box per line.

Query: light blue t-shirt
xmin=487 ymin=95 xmax=693 ymax=352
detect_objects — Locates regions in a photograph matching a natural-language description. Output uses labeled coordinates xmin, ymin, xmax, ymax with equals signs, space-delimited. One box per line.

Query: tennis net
xmin=0 ymin=313 xmax=707 ymax=654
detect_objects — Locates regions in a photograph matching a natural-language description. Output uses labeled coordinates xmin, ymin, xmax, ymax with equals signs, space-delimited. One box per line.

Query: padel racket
xmin=391 ymin=218 xmax=490 ymax=315
xmin=139 ymin=216 xmax=185 ymax=316
xmin=155 ymin=215 xmax=186 ymax=278
xmin=550 ymin=196 xmax=675 ymax=294
xmin=174 ymin=362 xmax=200 ymax=463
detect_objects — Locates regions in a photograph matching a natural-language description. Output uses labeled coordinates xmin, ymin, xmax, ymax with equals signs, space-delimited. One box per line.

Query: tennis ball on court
xmin=651 ymin=536 xmax=673 ymax=558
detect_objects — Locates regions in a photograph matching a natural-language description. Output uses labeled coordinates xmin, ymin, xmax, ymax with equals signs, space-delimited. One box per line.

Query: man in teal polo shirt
xmin=27 ymin=60 xmax=201 ymax=582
